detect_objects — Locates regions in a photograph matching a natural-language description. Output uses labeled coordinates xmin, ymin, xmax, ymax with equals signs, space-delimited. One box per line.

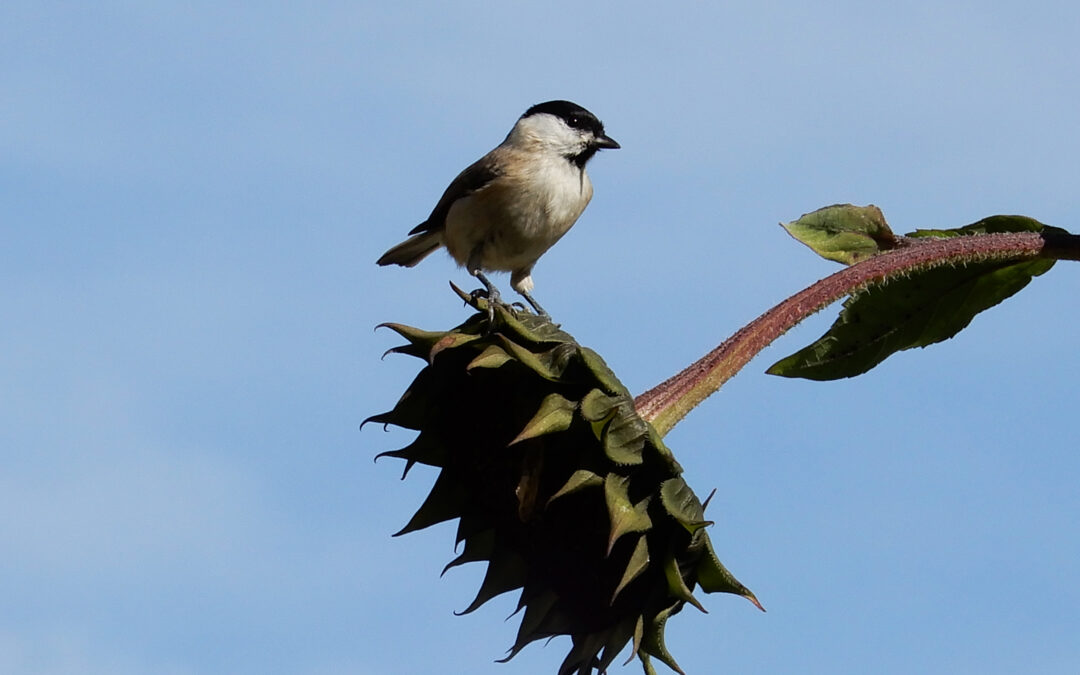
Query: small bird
xmin=376 ymin=100 xmax=619 ymax=318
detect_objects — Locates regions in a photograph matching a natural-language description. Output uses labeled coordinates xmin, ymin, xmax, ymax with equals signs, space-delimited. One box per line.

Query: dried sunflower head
xmin=367 ymin=288 xmax=761 ymax=674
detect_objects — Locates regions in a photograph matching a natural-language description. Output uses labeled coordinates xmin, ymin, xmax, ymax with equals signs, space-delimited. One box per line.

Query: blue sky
xmin=3 ymin=2 xmax=1078 ymax=674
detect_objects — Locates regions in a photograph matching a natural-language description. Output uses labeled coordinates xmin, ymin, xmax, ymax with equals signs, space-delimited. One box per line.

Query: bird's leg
xmin=518 ymin=290 xmax=549 ymax=319
xmin=466 ymin=248 xmax=504 ymax=323
xmin=471 ymin=269 xmax=502 ymax=305
xmin=469 ymin=269 xmax=503 ymax=324
xmin=510 ymin=269 xmax=550 ymax=319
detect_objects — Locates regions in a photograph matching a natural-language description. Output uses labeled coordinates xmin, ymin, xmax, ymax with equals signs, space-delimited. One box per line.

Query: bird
xmin=376 ymin=100 xmax=619 ymax=319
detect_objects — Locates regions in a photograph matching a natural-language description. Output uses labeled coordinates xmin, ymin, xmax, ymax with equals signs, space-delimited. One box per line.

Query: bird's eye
xmin=567 ymin=114 xmax=585 ymax=129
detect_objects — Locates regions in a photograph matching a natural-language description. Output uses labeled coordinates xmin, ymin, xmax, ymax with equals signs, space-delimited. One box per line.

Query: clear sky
xmin=3 ymin=2 xmax=1078 ymax=674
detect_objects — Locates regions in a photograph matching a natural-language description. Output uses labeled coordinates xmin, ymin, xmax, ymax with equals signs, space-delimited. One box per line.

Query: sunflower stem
xmin=634 ymin=230 xmax=1080 ymax=437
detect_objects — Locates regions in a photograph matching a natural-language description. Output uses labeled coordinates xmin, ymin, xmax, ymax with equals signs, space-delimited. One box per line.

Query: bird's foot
xmin=518 ymin=290 xmax=551 ymax=321
xmin=469 ymin=270 xmax=507 ymax=326
xmin=468 ymin=286 xmax=502 ymax=325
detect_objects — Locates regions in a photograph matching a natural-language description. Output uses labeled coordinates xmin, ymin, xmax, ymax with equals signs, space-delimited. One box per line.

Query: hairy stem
xmin=634 ymin=230 xmax=1080 ymax=436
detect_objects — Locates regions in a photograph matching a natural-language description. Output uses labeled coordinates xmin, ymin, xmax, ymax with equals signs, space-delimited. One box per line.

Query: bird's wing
xmin=408 ymin=158 xmax=500 ymax=235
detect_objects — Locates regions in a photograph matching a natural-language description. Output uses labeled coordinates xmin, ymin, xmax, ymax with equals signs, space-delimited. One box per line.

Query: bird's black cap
xmin=524 ymin=100 xmax=604 ymax=135
xmin=523 ymin=100 xmax=619 ymax=156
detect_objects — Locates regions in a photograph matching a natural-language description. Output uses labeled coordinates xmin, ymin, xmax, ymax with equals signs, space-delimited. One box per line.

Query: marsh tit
xmin=376 ymin=100 xmax=619 ymax=318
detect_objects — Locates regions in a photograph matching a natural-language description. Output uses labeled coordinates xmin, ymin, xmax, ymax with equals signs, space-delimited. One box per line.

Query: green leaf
xmin=604 ymin=474 xmax=653 ymax=555
xmin=581 ymin=391 xmax=652 ymax=464
xmin=466 ymin=344 xmax=512 ymax=370
xmin=663 ymin=554 xmax=706 ymax=613
xmin=580 ymin=388 xmax=624 ymax=423
xmin=393 ymin=470 xmax=468 ymax=536
xmin=602 ymin=406 xmax=649 ymax=466
xmin=696 ymin=535 xmax=764 ymax=611
xmin=457 ymin=548 xmax=528 ymax=615
xmin=611 ymin=534 xmax=651 ymax=603
xmin=659 ymin=478 xmax=712 ymax=533
xmin=597 ymin=615 xmax=641 ymax=673
xmin=502 ymin=590 xmax=561 ymax=661
xmin=640 ymin=652 xmax=659 ymax=675
xmin=578 ymin=346 xmax=632 ymax=396
xmin=492 ymin=301 xmax=576 ymax=345
xmin=647 ymin=427 xmax=683 ymax=474
xmin=374 ymin=429 xmax=447 ymax=478
xmin=640 ymin=602 xmax=686 ymax=675
xmin=782 ymin=204 xmax=897 ymax=264
xmin=771 ymin=214 xmax=1059 ymax=379
xmin=558 ymin=633 xmax=606 ymax=675
xmin=428 ymin=330 xmax=483 ymax=361
xmin=629 ymin=615 xmax=645 ymax=667
xmin=495 ymin=336 xmax=571 ymax=381
xmin=510 ymin=393 xmax=576 ymax=445
xmin=441 ymin=528 xmax=495 ymax=576
xmin=546 ymin=469 xmax=604 ymax=506
xmin=361 ymin=367 xmax=441 ymax=431
xmin=910 ymin=214 xmax=1048 ymax=238
xmin=768 ymin=254 xmax=1054 ymax=379
xmin=375 ymin=322 xmax=447 ymax=356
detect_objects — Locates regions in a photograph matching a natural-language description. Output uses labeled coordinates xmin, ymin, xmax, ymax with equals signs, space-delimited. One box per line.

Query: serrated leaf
xmin=611 ymin=534 xmax=650 ymax=603
xmin=360 ymin=367 xmax=440 ymax=431
xmin=604 ymin=474 xmax=653 ymax=555
xmin=578 ymin=346 xmax=631 ymax=396
xmin=457 ymin=548 xmax=528 ymax=615
xmin=597 ymin=615 xmax=641 ymax=673
xmin=501 ymin=590 xmax=561 ymax=662
xmin=381 ymin=342 xmax=430 ymax=360
xmin=627 ymin=615 xmax=644 ymax=667
xmin=454 ymin=514 xmax=488 ymax=547
xmin=547 ymin=469 xmax=604 ymax=506
xmin=495 ymin=336 xmax=564 ymax=380
xmin=640 ymin=602 xmax=686 ymax=675
xmin=441 ymin=528 xmax=495 ymax=576
xmin=647 ymin=427 xmax=683 ymax=473
xmin=580 ymin=388 xmax=624 ymax=422
xmin=429 ymin=330 xmax=483 ymax=361
xmin=513 ymin=588 xmax=577 ymax=640
xmin=493 ymin=301 xmax=577 ymax=345
xmin=641 ymin=652 xmax=659 ymax=675
xmin=510 ymin=393 xmax=576 ymax=445
xmin=659 ymin=478 xmax=713 ymax=533
xmin=782 ymin=204 xmax=897 ymax=264
xmin=375 ymin=322 xmax=447 ymax=354
xmin=768 ymin=255 xmax=1055 ymax=380
xmin=393 ymin=470 xmax=467 ymax=536
xmin=373 ymin=430 xmax=447 ymax=478
xmin=466 ymin=343 xmax=513 ymax=370
xmin=558 ymin=633 xmax=605 ymax=675
xmin=602 ymin=406 xmax=649 ymax=466
xmin=663 ymin=554 xmax=706 ymax=613
xmin=696 ymin=535 xmax=764 ymax=611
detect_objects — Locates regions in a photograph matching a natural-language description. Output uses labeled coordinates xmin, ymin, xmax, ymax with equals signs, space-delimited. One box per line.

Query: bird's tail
xmin=376 ymin=230 xmax=442 ymax=267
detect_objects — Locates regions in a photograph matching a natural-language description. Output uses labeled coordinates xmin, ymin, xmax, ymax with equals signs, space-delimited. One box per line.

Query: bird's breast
xmin=443 ymin=158 xmax=594 ymax=272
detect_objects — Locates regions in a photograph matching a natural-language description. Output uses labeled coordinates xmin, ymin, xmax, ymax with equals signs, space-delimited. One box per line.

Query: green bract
xmin=368 ymin=288 xmax=761 ymax=675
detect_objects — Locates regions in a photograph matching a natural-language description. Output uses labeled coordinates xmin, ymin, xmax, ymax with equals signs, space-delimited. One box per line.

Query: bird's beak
xmin=594 ymin=133 xmax=620 ymax=150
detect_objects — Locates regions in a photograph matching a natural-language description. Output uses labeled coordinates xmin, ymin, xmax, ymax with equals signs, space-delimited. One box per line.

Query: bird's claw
xmin=468 ymin=287 xmax=501 ymax=325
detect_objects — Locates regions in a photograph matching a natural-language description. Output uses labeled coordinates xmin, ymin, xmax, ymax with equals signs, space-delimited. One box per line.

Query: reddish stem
xmin=634 ymin=231 xmax=1080 ymax=436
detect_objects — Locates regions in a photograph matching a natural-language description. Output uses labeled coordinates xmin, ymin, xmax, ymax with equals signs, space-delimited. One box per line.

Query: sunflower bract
xmin=368 ymin=290 xmax=761 ymax=675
